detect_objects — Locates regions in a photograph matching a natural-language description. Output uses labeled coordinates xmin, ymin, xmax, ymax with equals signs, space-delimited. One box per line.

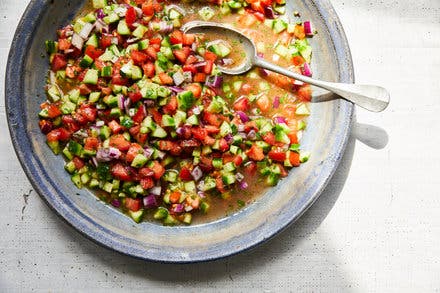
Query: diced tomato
xmin=262 ymin=132 xmax=276 ymax=145
xmin=288 ymin=132 xmax=299 ymax=144
xmin=65 ymin=66 xmax=78 ymax=78
xmin=125 ymin=7 xmax=137 ymax=26
xmin=204 ymin=51 xmax=217 ymax=62
xmin=139 ymin=167 xmax=154 ymax=177
xmin=205 ymin=125 xmax=220 ymax=134
xmin=125 ymin=198 xmax=141 ymax=212
xmin=46 ymin=104 xmax=62 ymax=118
xmin=294 ymin=24 xmax=306 ymax=40
xmin=292 ymin=55 xmax=306 ymax=66
xmin=109 ymin=134 xmax=131 ymax=151
xmin=162 ymin=96 xmax=177 ymax=115
xmin=78 ymin=104 xmax=97 ymax=122
xmin=58 ymin=38 xmax=71 ymax=51
xmin=73 ymin=112 xmax=87 ymax=125
xmin=112 ymin=74 xmax=129 ymax=86
xmin=238 ymin=12 xmax=258 ymax=27
xmin=142 ymin=2 xmax=155 ymax=16
xmin=278 ymin=164 xmax=288 ymax=177
xmin=57 ymin=127 xmax=71 ymax=141
xmin=247 ymin=144 xmax=265 ymax=161
xmin=150 ymin=161 xmax=165 ymax=180
xmin=241 ymin=83 xmax=252 ymax=95
xmin=100 ymin=34 xmax=114 ymax=49
xmin=84 ymin=137 xmax=99 ymax=151
xmin=203 ymin=112 xmax=222 ymax=127
xmin=132 ymin=105 xmax=146 ymax=123
xmin=158 ymin=140 xmax=181 ymax=155
xmin=244 ymin=161 xmax=257 ymax=175
xmin=297 ymin=85 xmax=312 ymax=102
xmin=128 ymin=91 xmax=143 ymax=103
xmin=216 ymin=177 xmax=225 ymax=193
xmin=199 ymin=156 xmax=213 ymax=172
xmin=183 ymin=34 xmax=195 ymax=46
xmin=112 ymin=163 xmax=132 ymax=181
xmin=183 ymin=64 xmax=197 ymax=74
xmin=193 ymin=72 xmax=206 ymax=83
xmin=204 ymin=60 xmax=214 ymax=75
xmin=173 ymin=47 xmax=191 ymax=64
xmin=203 ymin=136 xmax=216 ymax=146
xmin=233 ymin=96 xmax=250 ymax=111
xmin=179 ymin=167 xmax=192 ymax=181
xmin=170 ymin=191 xmax=181 ymax=204
xmin=129 ymin=125 xmax=148 ymax=145
xmin=158 ymin=72 xmax=174 ymax=85
xmin=252 ymin=11 xmax=265 ymax=22
xmin=140 ymin=177 xmax=154 ymax=189
xmin=185 ymin=55 xmax=199 ymax=65
xmin=72 ymin=157 xmax=85 ymax=170
xmin=256 ymin=95 xmax=270 ymax=112
xmin=85 ymin=45 xmax=103 ymax=60
xmin=219 ymin=138 xmax=229 ymax=152
xmin=149 ymin=37 xmax=162 ymax=45
xmin=289 ymin=151 xmax=301 ymax=167
xmin=149 ymin=108 xmax=162 ymax=125
xmin=185 ymin=83 xmax=202 ymax=98
xmin=126 ymin=143 xmax=143 ymax=163
xmin=51 ymin=54 xmax=67 ymax=71
xmin=268 ymin=150 xmax=286 ymax=162
xmin=108 ymin=120 xmax=123 ymax=134
xmin=39 ymin=120 xmax=53 ymax=134
xmin=131 ymin=50 xmax=148 ymax=65
xmin=145 ymin=46 xmax=157 ymax=60
xmin=169 ymin=30 xmax=183 ymax=44
xmin=191 ymin=127 xmax=207 ymax=141
xmin=142 ymin=62 xmax=155 ymax=78
xmin=233 ymin=155 xmax=243 ymax=167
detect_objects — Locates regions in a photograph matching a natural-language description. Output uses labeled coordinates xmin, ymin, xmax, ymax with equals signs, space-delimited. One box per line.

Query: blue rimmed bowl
xmin=6 ymin=0 xmax=354 ymax=263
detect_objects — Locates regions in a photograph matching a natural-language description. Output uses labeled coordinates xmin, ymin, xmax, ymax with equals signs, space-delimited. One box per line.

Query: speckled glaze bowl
xmin=6 ymin=0 xmax=354 ymax=262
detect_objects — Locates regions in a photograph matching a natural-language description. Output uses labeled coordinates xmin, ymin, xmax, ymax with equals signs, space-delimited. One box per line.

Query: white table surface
xmin=1 ymin=0 xmax=439 ymax=292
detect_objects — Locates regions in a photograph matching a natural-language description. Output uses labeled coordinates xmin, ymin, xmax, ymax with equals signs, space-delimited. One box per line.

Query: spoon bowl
xmin=183 ymin=21 xmax=390 ymax=112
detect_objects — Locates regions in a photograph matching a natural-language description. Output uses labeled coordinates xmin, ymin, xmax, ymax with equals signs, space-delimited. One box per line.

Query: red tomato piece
xmin=125 ymin=198 xmax=141 ymax=212
xmin=169 ymin=30 xmax=183 ymax=44
xmin=46 ymin=104 xmax=62 ymax=118
xmin=150 ymin=161 xmax=165 ymax=180
xmin=125 ymin=7 xmax=137 ymax=26
xmin=85 ymin=45 xmax=103 ymax=60
xmin=131 ymin=50 xmax=148 ymax=65
xmin=84 ymin=137 xmax=99 ymax=151
xmin=179 ymin=167 xmax=193 ymax=181
xmin=109 ymin=134 xmax=131 ymax=151
xmin=142 ymin=62 xmax=155 ymax=78
xmin=233 ymin=96 xmax=250 ymax=111
xmin=126 ymin=143 xmax=143 ymax=163
xmin=112 ymin=163 xmax=132 ymax=181
xmin=289 ymin=151 xmax=301 ymax=167
xmin=108 ymin=120 xmax=123 ymax=134
xmin=268 ymin=150 xmax=287 ymax=162
xmin=132 ymin=105 xmax=146 ymax=123
xmin=72 ymin=157 xmax=85 ymax=170
xmin=247 ymin=144 xmax=265 ymax=161
xmin=51 ymin=54 xmax=67 ymax=71
xmin=140 ymin=177 xmax=154 ymax=190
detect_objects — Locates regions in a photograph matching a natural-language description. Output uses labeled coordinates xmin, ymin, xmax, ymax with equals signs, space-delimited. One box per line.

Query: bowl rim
xmin=5 ymin=0 xmax=354 ymax=263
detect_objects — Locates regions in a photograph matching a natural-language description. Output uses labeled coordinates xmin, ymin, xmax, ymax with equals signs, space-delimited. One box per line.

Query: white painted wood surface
xmin=1 ymin=0 xmax=439 ymax=291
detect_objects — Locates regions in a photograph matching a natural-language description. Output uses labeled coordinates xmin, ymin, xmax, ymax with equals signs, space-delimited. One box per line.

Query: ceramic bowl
xmin=6 ymin=0 xmax=354 ymax=262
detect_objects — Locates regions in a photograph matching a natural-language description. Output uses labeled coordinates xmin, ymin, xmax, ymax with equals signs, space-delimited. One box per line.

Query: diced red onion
xmin=117 ymin=94 xmax=125 ymax=110
xmin=238 ymin=124 xmax=245 ymax=132
xmin=149 ymin=21 xmax=173 ymax=33
xmin=194 ymin=61 xmax=207 ymax=68
xmin=175 ymin=127 xmax=185 ymax=136
xmin=257 ymin=53 xmax=264 ymax=58
xmin=219 ymin=58 xmax=234 ymax=66
xmin=143 ymin=195 xmax=158 ymax=209
xmin=114 ymin=6 xmax=128 ymax=17
xmin=185 ymin=205 xmax=194 ymax=212
xmin=238 ymin=132 xmax=247 ymax=139
xmin=144 ymin=147 xmax=154 ymax=159
xmin=124 ymin=98 xmax=131 ymax=115
xmin=90 ymin=125 xmax=101 ymax=135
xmin=96 ymin=147 xmax=121 ymax=162
xmin=273 ymin=96 xmax=280 ymax=108
xmin=259 ymin=68 xmax=269 ymax=77
xmin=126 ymin=37 xmax=140 ymax=44
xmin=94 ymin=19 xmax=108 ymax=33
xmin=192 ymin=106 xmax=201 ymax=115
xmin=91 ymin=157 xmax=98 ymax=167
xmin=247 ymin=129 xmax=257 ymax=140
xmin=205 ymin=75 xmax=223 ymax=88
xmin=197 ymin=180 xmax=204 ymax=191
xmin=264 ymin=5 xmax=276 ymax=19
xmin=149 ymin=186 xmax=162 ymax=196
xmin=239 ymin=181 xmax=249 ymax=189
xmin=197 ymin=191 xmax=205 ymax=199
xmin=134 ymin=6 xmax=143 ymax=18
xmin=236 ymin=111 xmax=249 ymax=123
xmin=171 ymin=204 xmax=184 ymax=214
xmin=73 ymin=129 xmax=88 ymax=140
xmin=156 ymin=150 xmax=166 ymax=160
xmin=303 ymin=21 xmax=314 ymax=36
xmin=224 ymin=134 xmax=234 ymax=144
xmin=111 ymin=199 xmax=121 ymax=208
xmin=235 ymin=172 xmax=244 ymax=182
xmin=79 ymin=22 xmax=94 ymax=39
xmin=274 ymin=116 xmax=287 ymax=124
xmin=111 ymin=37 xmax=119 ymax=45
xmin=71 ymin=33 xmax=84 ymax=49
xmin=302 ymin=62 xmax=313 ymax=77
xmin=95 ymin=120 xmax=104 ymax=127
xmin=173 ymin=71 xmax=185 ymax=86
xmin=96 ymin=9 xmax=105 ymax=19
xmin=191 ymin=166 xmax=203 ymax=182
xmin=293 ymin=79 xmax=305 ymax=86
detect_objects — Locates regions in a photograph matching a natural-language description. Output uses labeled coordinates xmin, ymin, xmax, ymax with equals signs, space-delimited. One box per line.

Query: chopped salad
xmin=39 ymin=0 xmax=314 ymax=225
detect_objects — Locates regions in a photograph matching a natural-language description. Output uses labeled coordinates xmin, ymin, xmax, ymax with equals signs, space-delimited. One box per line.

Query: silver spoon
xmin=182 ymin=21 xmax=390 ymax=112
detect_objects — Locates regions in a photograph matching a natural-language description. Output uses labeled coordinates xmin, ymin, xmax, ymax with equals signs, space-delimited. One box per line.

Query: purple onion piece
xmin=124 ymin=97 xmax=131 ymax=115
xmin=239 ymin=181 xmax=249 ymax=190
xmin=302 ymin=62 xmax=313 ymax=77
xmin=194 ymin=61 xmax=207 ymax=68
xmin=91 ymin=157 xmax=98 ymax=168
xmin=111 ymin=199 xmax=121 ymax=208
xmin=143 ymin=195 xmax=158 ymax=209
xmin=144 ymin=147 xmax=154 ymax=159
xmin=259 ymin=68 xmax=269 ymax=77
xmin=235 ymin=172 xmax=244 ymax=182
xmin=176 ymin=127 xmax=185 ymax=136
xmin=192 ymin=106 xmax=201 ymax=115
xmin=197 ymin=191 xmax=206 ymax=199
xmin=191 ymin=166 xmax=203 ymax=182
xmin=224 ymin=134 xmax=234 ymax=144
xmin=205 ymin=75 xmax=223 ymax=88
xmin=144 ymin=99 xmax=156 ymax=108
xmin=257 ymin=53 xmax=264 ymax=58
xmin=117 ymin=94 xmax=125 ymax=110
xmin=171 ymin=203 xmax=184 ymax=214
xmin=237 ymin=124 xmax=245 ymax=132
xmin=247 ymin=129 xmax=257 ymax=140
xmin=237 ymin=111 xmax=250 ymax=123
xmin=264 ymin=5 xmax=276 ymax=19
xmin=219 ymin=58 xmax=234 ymax=66
xmin=96 ymin=147 xmax=121 ymax=162
xmin=303 ymin=21 xmax=314 ymax=36
xmin=273 ymin=96 xmax=280 ymax=108
xmin=274 ymin=116 xmax=287 ymax=124
xmin=96 ymin=9 xmax=105 ymax=19
xmin=168 ymin=86 xmax=184 ymax=93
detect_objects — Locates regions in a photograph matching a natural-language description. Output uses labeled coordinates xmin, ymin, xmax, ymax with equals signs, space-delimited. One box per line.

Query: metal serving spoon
xmin=182 ymin=21 xmax=390 ymax=112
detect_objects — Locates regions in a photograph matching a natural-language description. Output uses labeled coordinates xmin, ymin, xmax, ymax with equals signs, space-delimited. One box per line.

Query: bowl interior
xmin=7 ymin=0 xmax=353 ymax=262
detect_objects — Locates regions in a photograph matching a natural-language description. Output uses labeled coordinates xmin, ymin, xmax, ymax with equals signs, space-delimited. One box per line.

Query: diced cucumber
xmin=198 ymin=6 xmax=215 ymax=21
xmin=88 ymin=92 xmax=101 ymax=103
xmin=182 ymin=213 xmax=192 ymax=225
xmin=223 ymin=162 xmax=236 ymax=172
xmin=212 ymin=158 xmax=223 ymax=170
xmin=103 ymin=12 xmax=119 ymax=24
xmin=131 ymin=154 xmax=148 ymax=168
xmin=297 ymin=120 xmax=307 ymax=130
xmin=71 ymin=174 xmax=82 ymax=189
xmin=177 ymin=91 xmax=195 ymax=111
xmin=275 ymin=44 xmax=289 ymax=57
xmin=117 ymin=20 xmax=131 ymax=35
xmin=266 ymin=173 xmax=280 ymax=186
xmin=200 ymin=202 xmax=210 ymax=213
xmin=151 ymin=126 xmax=167 ymax=138
xmin=184 ymin=181 xmax=196 ymax=193
xmin=132 ymin=24 xmax=147 ymax=39
xmin=162 ymin=114 xmax=175 ymax=127
xmin=186 ymin=115 xmax=199 ymax=126
xmin=137 ymin=39 xmax=149 ymax=50
xmin=129 ymin=209 xmax=144 ymax=223
xmin=295 ymin=103 xmax=310 ymax=115
xmin=45 ymin=40 xmax=58 ymax=54
xmin=83 ymin=69 xmax=99 ymax=85
xmin=300 ymin=151 xmax=311 ymax=163
xmin=64 ymin=161 xmax=76 ymax=174
xmin=68 ymin=140 xmax=83 ymax=156
xmin=101 ymin=66 xmax=112 ymax=77
xmin=47 ymin=141 xmax=60 ymax=154
xmin=86 ymin=33 xmax=99 ymax=47
xmin=79 ymin=55 xmax=94 ymax=68
xmin=272 ymin=19 xmax=288 ymax=34
xmin=208 ymin=43 xmax=231 ymax=58
xmin=89 ymin=179 xmax=100 ymax=189
xmin=222 ymin=173 xmax=236 ymax=185
xmin=154 ymin=207 xmax=169 ymax=220
xmin=163 ymin=214 xmax=178 ymax=226
xmin=92 ymin=0 xmax=107 ymax=9
xmin=47 ymin=85 xmax=61 ymax=102
xmin=219 ymin=121 xmax=232 ymax=137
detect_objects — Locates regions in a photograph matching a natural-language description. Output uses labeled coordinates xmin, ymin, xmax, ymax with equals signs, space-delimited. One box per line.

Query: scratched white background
xmin=1 ymin=0 xmax=440 ymax=292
